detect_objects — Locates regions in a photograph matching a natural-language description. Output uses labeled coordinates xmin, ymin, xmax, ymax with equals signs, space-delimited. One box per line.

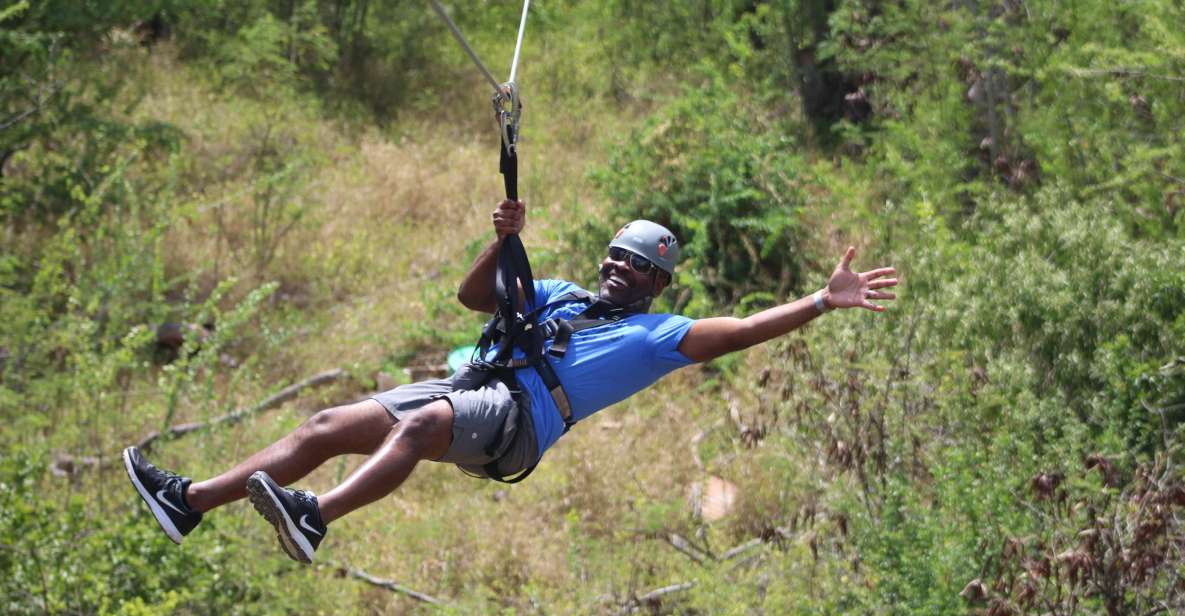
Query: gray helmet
xmin=608 ymin=220 xmax=680 ymax=275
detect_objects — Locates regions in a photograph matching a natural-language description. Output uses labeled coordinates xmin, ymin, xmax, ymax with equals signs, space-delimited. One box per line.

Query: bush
xmin=0 ymin=449 xmax=316 ymax=614
xmin=938 ymin=190 xmax=1185 ymax=452
xmin=588 ymin=72 xmax=810 ymax=313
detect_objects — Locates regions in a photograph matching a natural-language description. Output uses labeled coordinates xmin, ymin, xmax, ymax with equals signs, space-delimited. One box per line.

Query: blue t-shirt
xmin=490 ymin=279 xmax=696 ymax=459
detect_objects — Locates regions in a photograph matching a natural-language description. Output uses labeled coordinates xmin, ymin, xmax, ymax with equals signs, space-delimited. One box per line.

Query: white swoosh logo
xmin=156 ymin=489 xmax=187 ymax=515
xmin=299 ymin=514 xmax=323 ymax=536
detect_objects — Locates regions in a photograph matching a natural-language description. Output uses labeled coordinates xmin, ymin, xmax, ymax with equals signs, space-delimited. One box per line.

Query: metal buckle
xmin=492 ymin=82 xmax=521 ymax=155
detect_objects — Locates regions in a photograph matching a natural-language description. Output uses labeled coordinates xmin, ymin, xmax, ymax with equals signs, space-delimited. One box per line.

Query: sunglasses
xmin=607 ymin=246 xmax=656 ymax=274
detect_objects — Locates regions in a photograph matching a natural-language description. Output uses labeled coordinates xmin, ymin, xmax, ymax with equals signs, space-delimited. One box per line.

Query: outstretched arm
xmin=457 ymin=199 xmax=527 ymax=314
xmin=677 ymin=246 xmax=898 ymax=363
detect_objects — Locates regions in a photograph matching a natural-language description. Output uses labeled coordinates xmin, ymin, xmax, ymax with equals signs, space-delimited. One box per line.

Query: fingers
xmin=862 ymin=267 xmax=896 ymax=280
xmin=840 ymin=246 xmax=856 ymax=271
xmin=867 ymin=278 xmax=899 ymax=290
xmin=865 ymin=290 xmax=896 ymax=300
xmin=861 ymin=300 xmax=886 ymax=312
xmin=492 ymin=199 xmax=526 ymax=236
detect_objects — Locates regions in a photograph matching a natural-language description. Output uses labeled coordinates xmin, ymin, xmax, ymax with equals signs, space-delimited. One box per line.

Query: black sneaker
xmin=122 ymin=446 xmax=202 ymax=544
xmin=245 ymin=471 xmax=327 ymax=564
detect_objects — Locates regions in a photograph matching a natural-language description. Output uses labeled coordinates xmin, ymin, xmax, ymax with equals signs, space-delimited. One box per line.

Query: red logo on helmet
xmin=657 ymin=234 xmax=675 ymax=258
xmin=614 ymin=226 xmax=626 ymax=240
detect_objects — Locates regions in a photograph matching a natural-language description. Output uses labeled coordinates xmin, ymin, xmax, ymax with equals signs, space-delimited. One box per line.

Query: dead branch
xmin=664 ymin=533 xmax=712 ymax=565
xmin=323 ymin=560 xmax=447 ymax=605
xmin=52 ymin=368 xmax=346 ymax=475
xmin=721 ymin=538 xmax=763 ymax=561
xmin=613 ymin=582 xmax=695 ymax=616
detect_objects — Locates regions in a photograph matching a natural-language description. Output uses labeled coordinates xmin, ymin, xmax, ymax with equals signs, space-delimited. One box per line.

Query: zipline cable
xmin=427 ymin=0 xmax=502 ymax=93
xmin=427 ymin=0 xmax=527 ymax=165
xmin=508 ymin=0 xmax=531 ymax=84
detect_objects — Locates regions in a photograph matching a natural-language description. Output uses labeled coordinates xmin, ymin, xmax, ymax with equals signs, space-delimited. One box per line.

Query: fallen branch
xmin=323 ymin=560 xmax=447 ymax=606
xmin=52 ymin=368 xmax=346 ymax=475
xmin=720 ymin=537 xmax=763 ymax=561
xmin=139 ymin=369 xmax=347 ymax=451
xmin=613 ymin=582 xmax=695 ymax=615
xmin=664 ymin=533 xmax=712 ymax=565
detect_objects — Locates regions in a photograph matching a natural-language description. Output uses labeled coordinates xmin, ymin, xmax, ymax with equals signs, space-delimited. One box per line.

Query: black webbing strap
xmin=546 ymin=320 xmax=575 ymax=357
xmin=533 ymin=358 xmax=575 ymax=431
xmin=546 ymin=299 xmax=628 ymax=359
xmin=500 ymin=122 xmax=517 ymax=201
xmin=493 ymin=116 xmax=536 ymax=356
xmin=474 ymin=293 xmax=622 ymax=483
xmin=479 ymin=368 xmax=538 ymax=484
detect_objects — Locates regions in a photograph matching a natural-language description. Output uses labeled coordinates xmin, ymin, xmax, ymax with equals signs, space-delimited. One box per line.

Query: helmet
xmin=608 ymin=220 xmax=680 ymax=275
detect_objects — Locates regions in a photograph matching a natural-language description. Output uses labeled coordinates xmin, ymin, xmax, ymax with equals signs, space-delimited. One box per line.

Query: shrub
xmin=588 ymin=72 xmax=810 ymax=313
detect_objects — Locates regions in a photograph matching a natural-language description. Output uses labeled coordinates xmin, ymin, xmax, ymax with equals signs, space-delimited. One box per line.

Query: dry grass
xmin=24 ymin=40 xmax=871 ymax=614
xmin=94 ymin=47 xmax=762 ymax=612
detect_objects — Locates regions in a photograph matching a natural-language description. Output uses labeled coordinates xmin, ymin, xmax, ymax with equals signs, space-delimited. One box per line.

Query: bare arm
xmin=678 ymin=246 xmax=898 ymax=363
xmin=457 ymin=199 xmax=527 ymax=314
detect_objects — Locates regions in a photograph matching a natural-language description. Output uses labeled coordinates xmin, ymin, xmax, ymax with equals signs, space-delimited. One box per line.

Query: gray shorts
xmin=370 ymin=363 xmax=538 ymax=478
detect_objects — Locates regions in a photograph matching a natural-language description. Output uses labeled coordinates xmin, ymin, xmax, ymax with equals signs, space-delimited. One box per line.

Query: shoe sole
xmin=246 ymin=472 xmax=314 ymax=564
xmin=122 ymin=447 xmax=183 ymax=545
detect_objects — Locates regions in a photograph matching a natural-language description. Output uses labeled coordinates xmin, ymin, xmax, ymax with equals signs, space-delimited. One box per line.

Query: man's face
xmin=598 ymin=246 xmax=667 ymax=305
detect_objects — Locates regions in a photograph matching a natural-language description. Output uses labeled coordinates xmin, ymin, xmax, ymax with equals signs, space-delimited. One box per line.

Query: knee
xmin=394 ymin=401 xmax=453 ymax=457
xmin=300 ymin=406 xmax=348 ymax=443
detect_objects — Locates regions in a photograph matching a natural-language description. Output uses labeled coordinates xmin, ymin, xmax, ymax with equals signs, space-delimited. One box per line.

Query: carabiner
xmin=492 ymin=82 xmax=522 ymax=155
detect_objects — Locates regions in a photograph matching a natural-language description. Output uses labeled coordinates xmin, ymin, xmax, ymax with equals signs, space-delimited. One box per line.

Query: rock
xmin=689 ymin=476 xmax=740 ymax=522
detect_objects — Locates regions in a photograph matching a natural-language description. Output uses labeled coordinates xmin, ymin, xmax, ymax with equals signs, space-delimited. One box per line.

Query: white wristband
xmin=813 ymin=290 xmax=831 ymax=313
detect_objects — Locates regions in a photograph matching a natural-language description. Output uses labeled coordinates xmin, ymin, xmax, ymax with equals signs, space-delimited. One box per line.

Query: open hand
xmin=826 ymin=246 xmax=898 ymax=312
xmin=492 ymin=198 xmax=525 ymax=238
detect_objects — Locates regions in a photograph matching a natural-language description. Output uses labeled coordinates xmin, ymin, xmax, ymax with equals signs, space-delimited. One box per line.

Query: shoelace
xmin=147 ymin=461 xmax=186 ymax=491
xmin=290 ymin=489 xmax=318 ymax=510
xmin=289 ymin=489 xmax=323 ymax=530
xmin=146 ymin=462 xmax=194 ymax=512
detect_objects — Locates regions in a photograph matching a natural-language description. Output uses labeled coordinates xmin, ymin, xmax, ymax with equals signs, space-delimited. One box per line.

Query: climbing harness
xmin=464 ymin=291 xmax=632 ymax=483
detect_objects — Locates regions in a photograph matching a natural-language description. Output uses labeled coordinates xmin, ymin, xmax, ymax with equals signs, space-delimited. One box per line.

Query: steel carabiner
xmin=493 ymin=82 xmax=522 ymax=155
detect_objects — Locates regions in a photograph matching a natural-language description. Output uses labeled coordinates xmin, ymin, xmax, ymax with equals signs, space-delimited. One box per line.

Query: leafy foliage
xmin=591 ymin=73 xmax=808 ymax=312
xmin=0 ymin=450 xmax=314 ymax=615
xmin=4 ymin=0 xmax=1185 ymax=613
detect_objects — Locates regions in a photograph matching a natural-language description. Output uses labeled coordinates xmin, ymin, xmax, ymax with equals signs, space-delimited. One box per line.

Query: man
xmin=123 ymin=198 xmax=898 ymax=563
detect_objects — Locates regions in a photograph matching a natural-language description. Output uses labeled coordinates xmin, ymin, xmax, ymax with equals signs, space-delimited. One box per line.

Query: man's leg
xmin=185 ymin=399 xmax=396 ymax=512
xmin=242 ymin=399 xmax=454 ymax=563
xmin=316 ymin=399 xmax=454 ymax=523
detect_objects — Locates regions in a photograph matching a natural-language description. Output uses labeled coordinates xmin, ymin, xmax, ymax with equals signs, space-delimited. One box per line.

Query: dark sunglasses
xmin=607 ymin=246 xmax=656 ymax=274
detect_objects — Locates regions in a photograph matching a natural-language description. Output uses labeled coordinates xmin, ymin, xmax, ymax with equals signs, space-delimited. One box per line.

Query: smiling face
xmin=597 ymin=247 xmax=670 ymax=306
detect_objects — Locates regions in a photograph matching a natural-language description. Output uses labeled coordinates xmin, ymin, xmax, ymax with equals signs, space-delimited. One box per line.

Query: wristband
xmin=813 ymin=290 xmax=832 ymax=313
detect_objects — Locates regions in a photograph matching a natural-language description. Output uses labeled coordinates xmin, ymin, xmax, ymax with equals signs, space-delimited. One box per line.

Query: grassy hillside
xmin=4 ymin=1 xmax=1185 ymax=613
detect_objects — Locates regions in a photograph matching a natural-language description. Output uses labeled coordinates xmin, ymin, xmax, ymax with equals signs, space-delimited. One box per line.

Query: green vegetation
xmin=3 ymin=0 xmax=1184 ymax=613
